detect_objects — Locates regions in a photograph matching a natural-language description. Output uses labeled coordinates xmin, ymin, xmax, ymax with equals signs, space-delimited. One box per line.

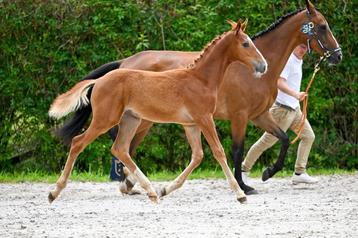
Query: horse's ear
xmin=306 ymin=0 xmax=317 ymax=16
xmin=226 ymin=19 xmax=237 ymax=30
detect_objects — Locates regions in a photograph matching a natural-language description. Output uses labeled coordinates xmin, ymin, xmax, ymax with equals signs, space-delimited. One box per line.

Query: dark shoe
xmin=109 ymin=157 xmax=125 ymax=181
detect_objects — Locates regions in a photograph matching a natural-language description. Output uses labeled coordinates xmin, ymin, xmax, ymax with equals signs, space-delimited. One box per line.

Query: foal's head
xmin=227 ymin=19 xmax=267 ymax=78
xmin=300 ymin=0 xmax=342 ymax=64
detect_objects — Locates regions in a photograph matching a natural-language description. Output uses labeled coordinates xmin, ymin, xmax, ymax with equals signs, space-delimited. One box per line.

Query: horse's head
xmin=301 ymin=0 xmax=342 ymax=65
xmin=228 ymin=19 xmax=267 ymax=78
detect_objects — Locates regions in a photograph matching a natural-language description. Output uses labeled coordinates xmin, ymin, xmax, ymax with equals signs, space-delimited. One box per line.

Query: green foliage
xmin=0 ymin=0 xmax=357 ymax=174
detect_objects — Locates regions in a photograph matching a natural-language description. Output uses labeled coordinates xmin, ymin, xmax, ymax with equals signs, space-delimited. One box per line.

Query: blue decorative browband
xmin=301 ymin=22 xmax=315 ymax=36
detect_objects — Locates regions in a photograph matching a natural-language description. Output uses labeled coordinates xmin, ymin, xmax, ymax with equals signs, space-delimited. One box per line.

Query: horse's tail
xmin=81 ymin=60 xmax=122 ymax=80
xmin=50 ymin=60 xmax=122 ymax=144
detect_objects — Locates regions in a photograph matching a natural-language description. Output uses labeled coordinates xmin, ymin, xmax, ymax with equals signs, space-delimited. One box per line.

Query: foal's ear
xmin=226 ymin=19 xmax=237 ymax=30
xmin=241 ymin=19 xmax=248 ymax=32
xmin=232 ymin=19 xmax=244 ymax=35
xmin=306 ymin=0 xmax=317 ymax=16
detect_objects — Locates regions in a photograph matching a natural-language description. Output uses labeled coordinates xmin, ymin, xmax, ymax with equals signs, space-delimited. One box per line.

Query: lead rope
xmin=291 ymin=56 xmax=325 ymax=144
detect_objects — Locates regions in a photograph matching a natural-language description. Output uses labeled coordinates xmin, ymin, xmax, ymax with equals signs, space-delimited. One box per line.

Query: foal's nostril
xmin=255 ymin=61 xmax=267 ymax=73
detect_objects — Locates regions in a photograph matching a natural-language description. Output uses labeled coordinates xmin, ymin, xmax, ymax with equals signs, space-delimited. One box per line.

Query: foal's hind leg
xmin=119 ymin=120 xmax=154 ymax=195
xmin=111 ymin=113 xmax=158 ymax=203
xmin=160 ymin=125 xmax=203 ymax=197
xmin=49 ymin=123 xmax=108 ymax=203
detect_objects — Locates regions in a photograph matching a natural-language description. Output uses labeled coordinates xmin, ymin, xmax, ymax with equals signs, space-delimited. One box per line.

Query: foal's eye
xmin=242 ymin=42 xmax=250 ymax=48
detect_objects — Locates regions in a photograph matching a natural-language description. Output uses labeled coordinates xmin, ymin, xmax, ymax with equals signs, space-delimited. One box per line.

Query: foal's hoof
xmin=158 ymin=187 xmax=167 ymax=198
xmin=119 ymin=182 xmax=141 ymax=195
xmin=262 ymin=167 xmax=274 ymax=181
xmin=237 ymin=196 xmax=247 ymax=204
xmin=148 ymin=194 xmax=159 ymax=204
xmin=48 ymin=192 xmax=56 ymax=204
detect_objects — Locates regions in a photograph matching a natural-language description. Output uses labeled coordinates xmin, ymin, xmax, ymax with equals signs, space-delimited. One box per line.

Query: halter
xmin=301 ymin=10 xmax=341 ymax=59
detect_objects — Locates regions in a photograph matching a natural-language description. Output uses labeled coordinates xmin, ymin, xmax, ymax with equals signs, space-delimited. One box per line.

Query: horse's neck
xmin=255 ymin=12 xmax=306 ymax=89
xmin=192 ymin=33 xmax=233 ymax=90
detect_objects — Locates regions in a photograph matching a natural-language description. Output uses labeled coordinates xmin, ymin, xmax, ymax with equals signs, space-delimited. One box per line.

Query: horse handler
xmin=242 ymin=44 xmax=318 ymax=184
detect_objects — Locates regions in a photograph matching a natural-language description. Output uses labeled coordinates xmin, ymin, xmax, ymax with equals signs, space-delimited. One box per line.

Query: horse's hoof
xmin=237 ymin=196 xmax=247 ymax=204
xmin=245 ymin=188 xmax=258 ymax=195
xmin=48 ymin=192 xmax=55 ymax=203
xmin=239 ymin=183 xmax=258 ymax=195
xmin=262 ymin=167 xmax=273 ymax=181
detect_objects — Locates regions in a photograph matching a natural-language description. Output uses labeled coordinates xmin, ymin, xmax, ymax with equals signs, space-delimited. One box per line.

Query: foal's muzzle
xmin=253 ymin=60 xmax=268 ymax=78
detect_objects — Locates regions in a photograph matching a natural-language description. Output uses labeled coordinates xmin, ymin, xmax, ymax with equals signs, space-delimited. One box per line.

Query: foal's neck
xmin=190 ymin=32 xmax=234 ymax=90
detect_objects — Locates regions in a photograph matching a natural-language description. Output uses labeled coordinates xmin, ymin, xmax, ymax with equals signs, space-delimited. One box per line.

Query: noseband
xmin=301 ymin=11 xmax=341 ymax=58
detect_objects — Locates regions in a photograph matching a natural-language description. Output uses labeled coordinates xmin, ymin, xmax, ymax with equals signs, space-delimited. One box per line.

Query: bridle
xmin=292 ymin=9 xmax=342 ymax=145
xmin=301 ymin=10 xmax=341 ymax=59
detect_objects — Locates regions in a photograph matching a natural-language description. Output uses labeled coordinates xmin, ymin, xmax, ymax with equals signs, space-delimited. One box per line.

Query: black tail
xmin=55 ymin=60 xmax=122 ymax=145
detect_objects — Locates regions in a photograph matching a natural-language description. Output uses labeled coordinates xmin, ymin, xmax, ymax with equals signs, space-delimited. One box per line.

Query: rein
xmin=291 ymin=56 xmax=324 ymax=144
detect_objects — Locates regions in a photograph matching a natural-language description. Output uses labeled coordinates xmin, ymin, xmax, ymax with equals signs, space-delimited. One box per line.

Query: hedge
xmin=0 ymin=0 xmax=357 ymax=174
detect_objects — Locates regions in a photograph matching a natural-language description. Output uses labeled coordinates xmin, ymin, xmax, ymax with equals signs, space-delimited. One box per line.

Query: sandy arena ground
xmin=1 ymin=173 xmax=357 ymax=238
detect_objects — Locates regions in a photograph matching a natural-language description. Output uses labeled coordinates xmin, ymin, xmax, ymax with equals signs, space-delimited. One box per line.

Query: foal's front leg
xmin=198 ymin=115 xmax=247 ymax=203
xmin=159 ymin=125 xmax=203 ymax=197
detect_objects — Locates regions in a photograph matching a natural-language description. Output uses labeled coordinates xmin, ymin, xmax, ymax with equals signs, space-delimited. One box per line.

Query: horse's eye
xmin=319 ymin=25 xmax=327 ymax=31
xmin=242 ymin=42 xmax=250 ymax=48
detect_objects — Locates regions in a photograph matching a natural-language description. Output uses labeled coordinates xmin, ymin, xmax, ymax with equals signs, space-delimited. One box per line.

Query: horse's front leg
xmin=230 ymin=117 xmax=257 ymax=195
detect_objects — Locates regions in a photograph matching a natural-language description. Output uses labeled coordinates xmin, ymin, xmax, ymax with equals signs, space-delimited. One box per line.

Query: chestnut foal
xmin=48 ymin=20 xmax=267 ymax=203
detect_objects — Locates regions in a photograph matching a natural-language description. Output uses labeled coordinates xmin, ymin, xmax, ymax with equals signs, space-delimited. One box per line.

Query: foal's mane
xmin=252 ymin=8 xmax=305 ymax=40
xmin=187 ymin=31 xmax=231 ymax=69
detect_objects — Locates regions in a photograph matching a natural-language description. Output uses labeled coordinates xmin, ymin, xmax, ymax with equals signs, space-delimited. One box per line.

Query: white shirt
xmin=276 ymin=53 xmax=303 ymax=109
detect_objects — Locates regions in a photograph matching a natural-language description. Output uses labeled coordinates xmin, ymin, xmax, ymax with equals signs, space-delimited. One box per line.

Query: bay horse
xmin=48 ymin=20 xmax=267 ymax=203
xmin=56 ymin=0 xmax=342 ymax=195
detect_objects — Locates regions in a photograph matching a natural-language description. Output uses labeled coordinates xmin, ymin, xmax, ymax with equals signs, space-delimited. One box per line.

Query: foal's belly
xmin=124 ymin=105 xmax=195 ymax=126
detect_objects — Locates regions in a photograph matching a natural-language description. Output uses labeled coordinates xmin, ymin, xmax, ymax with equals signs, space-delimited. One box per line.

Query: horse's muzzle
xmin=327 ymin=49 xmax=343 ymax=65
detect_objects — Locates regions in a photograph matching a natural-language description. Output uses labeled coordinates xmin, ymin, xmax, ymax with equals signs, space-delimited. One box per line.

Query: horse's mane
xmin=187 ymin=8 xmax=306 ymax=68
xmin=252 ymin=8 xmax=305 ymax=40
xmin=187 ymin=31 xmax=230 ymax=69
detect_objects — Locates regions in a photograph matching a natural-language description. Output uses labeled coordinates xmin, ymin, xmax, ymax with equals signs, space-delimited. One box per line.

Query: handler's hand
xmin=296 ymin=92 xmax=307 ymax=101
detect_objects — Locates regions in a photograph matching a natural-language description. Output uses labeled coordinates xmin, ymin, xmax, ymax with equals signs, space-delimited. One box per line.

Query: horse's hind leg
xmin=251 ymin=111 xmax=289 ymax=181
xmin=159 ymin=125 xmax=203 ymax=197
xmin=111 ymin=113 xmax=158 ymax=203
xmin=49 ymin=122 xmax=109 ymax=203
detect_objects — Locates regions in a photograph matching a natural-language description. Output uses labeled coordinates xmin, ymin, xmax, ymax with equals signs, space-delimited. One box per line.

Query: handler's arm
xmin=277 ymin=77 xmax=307 ymax=101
